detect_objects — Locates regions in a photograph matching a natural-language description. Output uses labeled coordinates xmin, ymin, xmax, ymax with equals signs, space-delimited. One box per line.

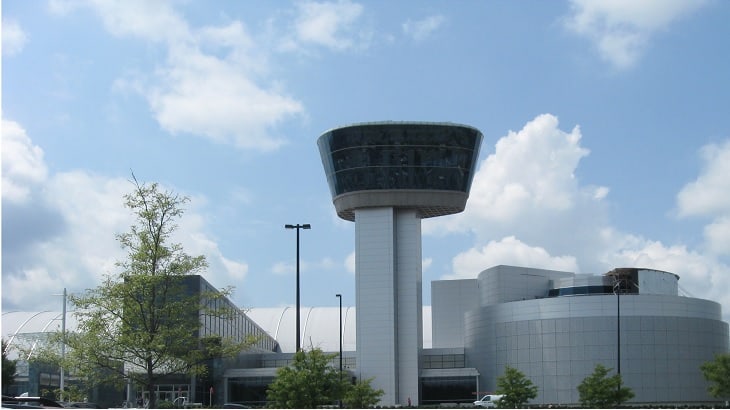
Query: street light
xmin=53 ymin=288 xmax=68 ymax=402
xmin=336 ymin=294 xmax=343 ymax=374
xmin=613 ymin=278 xmax=622 ymax=378
xmin=285 ymin=223 xmax=311 ymax=352
xmin=336 ymin=293 xmax=343 ymax=408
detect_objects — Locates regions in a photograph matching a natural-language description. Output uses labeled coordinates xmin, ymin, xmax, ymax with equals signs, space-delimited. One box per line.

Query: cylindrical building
xmin=318 ymin=122 xmax=483 ymax=406
xmin=462 ymin=266 xmax=729 ymax=406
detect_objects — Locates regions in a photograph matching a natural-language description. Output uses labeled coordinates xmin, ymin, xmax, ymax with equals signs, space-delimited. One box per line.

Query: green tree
xmin=56 ymin=176 xmax=248 ymax=409
xmin=2 ymin=339 xmax=17 ymax=392
xmin=701 ymin=353 xmax=730 ymax=401
xmin=343 ymin=377 xmax=384 ymax=409
xmin=577 ymin=364 xmax=634 ymax=408
xmin=495 ymin=365 xmax=538 ymax=408
xmin=266 ymin=347 xmax=349 ymax=408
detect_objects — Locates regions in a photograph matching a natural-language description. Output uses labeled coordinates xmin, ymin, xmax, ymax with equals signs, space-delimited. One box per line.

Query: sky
xmin=3 ymin=0 xmax=730 ymax=323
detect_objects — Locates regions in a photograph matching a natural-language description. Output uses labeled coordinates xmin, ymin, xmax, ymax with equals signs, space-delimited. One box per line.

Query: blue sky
xmin=3 ymin=0 xmax=730 ymax=322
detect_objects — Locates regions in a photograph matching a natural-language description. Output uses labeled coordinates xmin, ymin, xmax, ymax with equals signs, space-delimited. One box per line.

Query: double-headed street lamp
xmin=285 ymin=223 xmax=311 ymax=352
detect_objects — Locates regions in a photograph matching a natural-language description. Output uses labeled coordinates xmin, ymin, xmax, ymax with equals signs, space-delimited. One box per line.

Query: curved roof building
xmin=318 ymin=122 xmax=483 ymax=406
xmin=432 ymin=265 xmax=729 ymax=406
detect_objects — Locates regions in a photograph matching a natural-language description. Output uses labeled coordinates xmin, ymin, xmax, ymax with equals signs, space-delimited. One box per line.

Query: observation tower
xmin=318 ymin=122 xmax=483 ymax=406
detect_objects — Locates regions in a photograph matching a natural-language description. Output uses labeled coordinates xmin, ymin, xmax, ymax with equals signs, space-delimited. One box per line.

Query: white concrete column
xmin=355 ymin=207 xmax=422 ymax=406
xmin=395 ymin=209 xmax=422 ymax=406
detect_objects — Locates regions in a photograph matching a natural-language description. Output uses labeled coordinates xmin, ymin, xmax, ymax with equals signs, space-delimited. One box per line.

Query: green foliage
xmin=266 ymin=348 xmax=349 ymax=408
xmin=577 ymin=364 xmax=634 ymax=408
xmin=57 ymin=176 xmax=249 ymax=409
xmin=266 ymin=347 xmax=383 ymax=408
xmin=2 ymin=339 xmax=17 ymax=389
xmin=495 ymin=365 xmax=537 ymax=408
xmin=701 ymin=353 xmax=730 ymax=399
xmin=343 ymin=377 xmax=384 ymax=409
xmin=42 ymin=385 xmax=87 ymax=403
xmin=156 ymin=399 xmax=176 ymax=408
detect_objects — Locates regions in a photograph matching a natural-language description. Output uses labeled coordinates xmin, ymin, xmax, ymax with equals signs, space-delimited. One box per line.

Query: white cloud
xmin=1 ymin=118 xmax=252 ymax=311
xmin=427 ymin=114 xmax=612 ymax=282
xmin=447 ymin=236 xmax=579 ymax=280
xmin=677 ymin=141 xmax=730 ymax=218
xmin=428 ymin=114 xmax=730 ymax=321
xmin=402 ymin=15 xmax=445 ymax=41
xmin=1 ymin=119 xmax=48 ymax=203
xmin=676 ymin=141 xmax=730 ymax=256
xmin=272 ymin=261 xmax=293 ymax=276
xmin=704 ymin=217 xmax=730 ymax=256
xmin=564 ymin=0 xmax=708 ymax=69
xmin=2 ymin=19 xmax=28 ymax=56
xmin=345 ymin=251 xmax=356 ymax=274
xmin=606 ymin=238 xmax=730 ymax=311
xmin=428 ymin=114 xmax=604 ymax=240
xmin=423 ymin=257 xmax=433 ymax=272
xmin=147 ymin=44 xmax=303 ymax=150
xmin=73 ymin=0 xmax=303 ymax=151
xmin=293 ymin=0 xmax=365 ymax=51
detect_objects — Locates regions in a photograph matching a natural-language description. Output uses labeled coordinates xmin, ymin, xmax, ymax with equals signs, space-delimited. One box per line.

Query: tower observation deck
xmin=318 ymin=122 xmax=483 ymax=406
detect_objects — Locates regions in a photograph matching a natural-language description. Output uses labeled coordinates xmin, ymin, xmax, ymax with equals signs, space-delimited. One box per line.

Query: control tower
xmin=318 ymin=122 xmax=483 ymax=406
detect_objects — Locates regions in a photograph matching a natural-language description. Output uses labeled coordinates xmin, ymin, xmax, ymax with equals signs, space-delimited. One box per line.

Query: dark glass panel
xmin=318 ymin=123 xmax=483 ymax=197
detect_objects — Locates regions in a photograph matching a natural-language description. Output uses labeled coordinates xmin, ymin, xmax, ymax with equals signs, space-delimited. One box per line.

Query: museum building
xmin=4 ymin=123 xmax=728 ymax=406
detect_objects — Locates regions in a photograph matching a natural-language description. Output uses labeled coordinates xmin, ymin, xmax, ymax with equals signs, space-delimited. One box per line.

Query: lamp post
xmin=335 ymin=294 xmax=343 ymax=373
xmin=53 ymin=288 xmax=68 ymax=402
xmin=336 ymin=293 xmax=343 ymax=408
xmin=613 ymin=278 xmax=622 ymax=395
xmin=285 ymin=223 xmax=311 ymax=352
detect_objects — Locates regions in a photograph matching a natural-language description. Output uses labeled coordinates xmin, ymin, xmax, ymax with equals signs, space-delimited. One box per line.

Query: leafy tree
xmin=577 ymin=364 xmax=634 ymax=408
xmin=701 ymin=353 xmax=730 ymax=401
xmin=266 ymin=347 xmax=383 ymax=408
xmin=343 ymin=377 xmax=384 ymax=409
xmin=266 ymin=348 xmax=347 ymax=408
xmin=54 ymin=176 xmax=248 ymax=408
xmin=2 ymin=339 xmax=17 ymax=391
xmin=495 ymin=365 xmax=537 ymax=408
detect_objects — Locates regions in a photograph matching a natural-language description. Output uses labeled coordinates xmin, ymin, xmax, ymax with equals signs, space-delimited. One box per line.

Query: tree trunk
xmin=147 ymin=358 xmax=155 ymax=409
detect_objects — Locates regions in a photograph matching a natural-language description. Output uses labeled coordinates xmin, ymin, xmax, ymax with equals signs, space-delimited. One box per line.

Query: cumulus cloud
xmin=447 ymin=236 xmax=579 ymax=280
xmin=606 ymin=238 xmax=730 ymax=311
xmin=2 ymin=119 xmax=47 ymax=203
xmin=425 ymin=115 xmax=611 ymax=277
xmin=292 ymin=0 xmax=366 ymax=51
xmin=146 ymin=43 xmax=303 ymax=150
xmin=676 ymin=141 xmax=730 ymax=218
xmin=676 ymin=141 xmax=730 ymax=257
xmin=704 ymin=218 xmax=730 ymax=256
xmin=427 ymin=114 xmax=609 ymax=258
xmin=402 ymin=15 xmax=445 ymax=41
xmin=345 ymin=251 xmax=356 ymax=274
xmin=428 ymin=113 xmax=730 ymax=321
xmin=564 ymin=0 xmax=708 ymax=69
xmin=1 ymin=117 xmax=251 ymax=310
xmin=67 ymin=0 xmax=303 ymax=151
xmin=2 ymin=19 xmax=28 ymax=56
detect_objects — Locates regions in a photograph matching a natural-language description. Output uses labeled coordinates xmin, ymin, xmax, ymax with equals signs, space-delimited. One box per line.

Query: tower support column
xmin=355 ymin=207 xmax=422 ymax=406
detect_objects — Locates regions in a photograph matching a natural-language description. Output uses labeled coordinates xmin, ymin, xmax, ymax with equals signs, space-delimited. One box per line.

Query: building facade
xmin=432 ymin=265 xmax=729 ymax=406
xmin=2 ymin=275 xmax=278 ymax=407
xmin=5 ymin=266 xmax=728 ymax=406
